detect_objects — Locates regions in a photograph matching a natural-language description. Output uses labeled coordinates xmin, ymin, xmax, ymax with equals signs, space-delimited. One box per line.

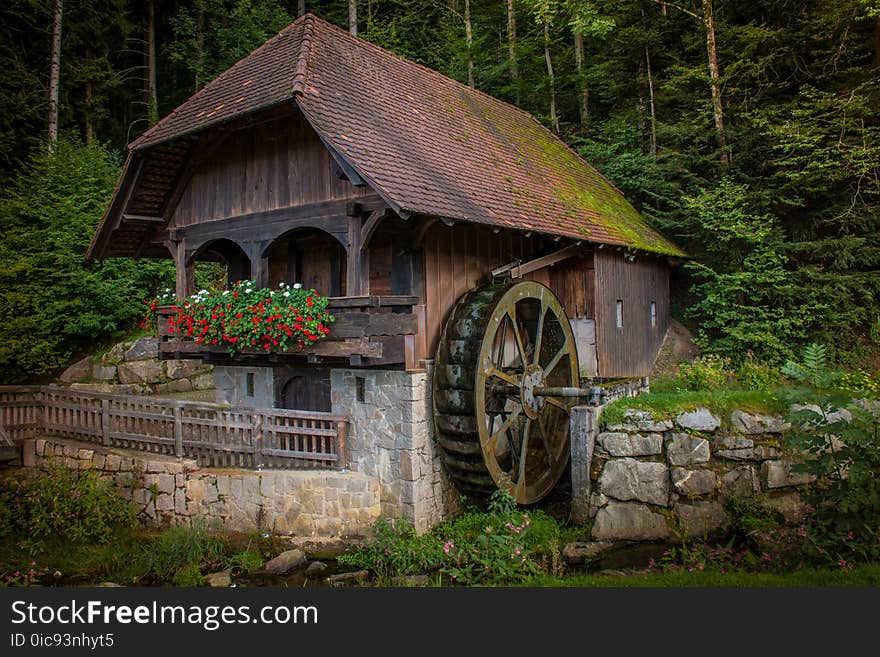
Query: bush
xmin=784 ymin=397 xmax=880 ymax=567
xmin=672 ymin=354 xmax=734 ymax=391
xmin=736 ymin=359 xmax=781 ymax=391
xmin=136 ymin=526 xmax=227 ymax=583
xmin=339 ymin=490 xmax=562 ymax=585
xmin=0 ymin=464 xmax=136 ymax=545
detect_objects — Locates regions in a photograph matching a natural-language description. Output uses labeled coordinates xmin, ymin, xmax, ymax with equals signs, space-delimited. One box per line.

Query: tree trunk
xmin=84 ymin=81 xmax=94 ymax=145
xmin=645 ymin=47 xmax=657 ymax=156
xmin=298 ymin=0 xmax=306 ymax=17
xmin=875 ymin=13 xmax=879 ymax=68
xmin=146 ymin=0 xmax=158 ymax=125
xmin=544 ymin=22 xmax=558 ymax=133
xmin=507 ymin=0 xmax=518 ymax=102
xmin=464 ymin=0 xmax=474 ymax=89
xmin=349 ymin=0 xmax=357 ymax=37
xmin=48 ymin=0 xmax=63 ymax=152
xmin=195 ymin=8 xmax=205 ymax=91
xmin=574 ymin=31 xmax=588 ymax=132
xmin=703 ymin=0 xmax=729 ymax=164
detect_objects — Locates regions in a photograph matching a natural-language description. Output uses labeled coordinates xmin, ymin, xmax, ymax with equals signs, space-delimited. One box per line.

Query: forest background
xmin=0 ymin=0 xmax=877 ymax=384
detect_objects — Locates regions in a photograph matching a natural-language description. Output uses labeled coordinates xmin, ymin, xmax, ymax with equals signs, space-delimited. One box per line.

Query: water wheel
xmin=433 ymin=280 xmax=580 ymax=504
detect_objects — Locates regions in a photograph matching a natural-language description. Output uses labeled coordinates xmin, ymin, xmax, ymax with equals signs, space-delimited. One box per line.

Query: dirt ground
xmin=651 ymin=319 xmax=701 ymax=379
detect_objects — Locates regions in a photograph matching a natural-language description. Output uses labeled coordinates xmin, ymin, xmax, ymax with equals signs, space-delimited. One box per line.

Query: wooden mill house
xmin=87 ymin=14 xmax=684 ymax=526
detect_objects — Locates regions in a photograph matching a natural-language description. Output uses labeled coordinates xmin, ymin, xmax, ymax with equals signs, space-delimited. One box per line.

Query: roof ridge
xmin=304 ymin=14 xmax=544 ymax=127
xmin=292 ymin=14 xmax=315 ymax=97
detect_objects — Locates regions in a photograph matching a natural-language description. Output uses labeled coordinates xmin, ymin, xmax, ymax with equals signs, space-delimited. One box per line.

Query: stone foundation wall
xmin=331 ymin=366 xmax=459 ymax=533
xmin=572 ymin=406 xmax=811 ymax=541
xmin=21 ymin=437 xmax=380 ymax=537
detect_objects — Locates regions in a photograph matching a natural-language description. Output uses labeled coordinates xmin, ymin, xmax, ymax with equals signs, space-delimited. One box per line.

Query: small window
xmin=246 ymin=372 xmax=255 ymax=397
xmin=650 ymin=301 xmax=657 ymax=327
xmin=355 ymin=376 xmax=366 ymax=402
xmin=616 ymin=300 xmax=624 ymax=328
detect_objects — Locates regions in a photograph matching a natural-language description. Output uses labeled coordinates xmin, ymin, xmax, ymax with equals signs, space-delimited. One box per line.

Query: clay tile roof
xmin=126 ymin=13 xmax=684 ymax=257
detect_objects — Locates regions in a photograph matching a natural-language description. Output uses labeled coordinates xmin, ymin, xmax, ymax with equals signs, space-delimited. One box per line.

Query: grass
xmin=526 ymin=564 xmax=880 ymax=587
xmin=600 ymin=388 xmax=791 ymax=429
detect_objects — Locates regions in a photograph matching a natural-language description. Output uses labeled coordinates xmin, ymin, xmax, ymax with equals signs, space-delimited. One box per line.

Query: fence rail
xmin=0 ymin=386 xmax=348 ymax=470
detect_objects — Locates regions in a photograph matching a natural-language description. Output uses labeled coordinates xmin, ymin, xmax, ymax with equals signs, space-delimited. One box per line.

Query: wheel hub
xmin=520 ymin=363 xmax=546 ymax=419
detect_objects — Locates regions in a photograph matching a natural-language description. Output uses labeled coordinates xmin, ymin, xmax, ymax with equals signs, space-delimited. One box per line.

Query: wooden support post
xmin=173 ymin=405 xmax=183 ymax=457
xmin=336 ymin=419 xmax=348 ymax=471
xmin=101 ymin=399 xmax=110 ymax=447
xmin=346 ymin=212 xmax=364 ymax=296
xmin=174 ymin=240 xmax=187 ymax=302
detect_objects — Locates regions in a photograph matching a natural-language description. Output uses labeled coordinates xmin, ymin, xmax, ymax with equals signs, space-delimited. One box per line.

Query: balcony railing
xmin=156 ymin=295 xmax=427 ymax=368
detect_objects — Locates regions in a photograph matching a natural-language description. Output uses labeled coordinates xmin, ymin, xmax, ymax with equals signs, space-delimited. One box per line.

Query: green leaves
xmin=0 ymin=140 xmax=174 ymax=383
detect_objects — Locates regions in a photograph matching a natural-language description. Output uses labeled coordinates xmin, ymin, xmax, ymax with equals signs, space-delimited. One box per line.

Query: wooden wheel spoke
xmin=485 ymin=367 xmax=520 ymax=387
xmin=535 ymin=412 xmax=554 ymax=467
xmin=544 ymin=343 xmax=568 ymax=376
xmin=532 ymin=304 xmax=547 ymax=366
xmin=489 ymin=407 xmax=521 ymax=445
xmin=545 ymin=397 xmax=571 ymax=414
xmin=506 ymin=309 xmax=529 ymax=369
xmin=515 ymin=419 xmax=532 ymax=492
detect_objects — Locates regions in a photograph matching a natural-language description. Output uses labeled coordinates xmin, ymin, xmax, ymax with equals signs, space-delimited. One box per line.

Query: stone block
xmin=34 ymin=438 xmax=46 ymax=457
xmin=154 ymin=473 xmax=175 ymax=496
xmin=117 ymin=360 xmax=164 ymax=385
xmin=155 ymin=493 xmax=175 ymax=512
xmin=59 ymin=356 xmax=92 ymax=383
xmin=561 ymin=542 xmax=615 ymax=565
xmin=186 ymin=478 xmax=206 ymax=502
xmin=671 ymin=468 xmax=717 ymax=496
xmin=599 ymin=458 xmax=669 ymax=506
xmin=761 ymin=460 xmax=814 ymax=489
xmin=124 ymin=337 xmax=159 ymax=361
xmin=596 ymin=432 xmax=663 ymax=457
xmin=675 ymin=408 xmax=720 ymax=432
xmin=92 ymin=453 xmax=105 ymax=470
xmin=92 ymin=364 xmax=117 ymax=381
xmin=101 ymin=342 xmax=126 ymax=365
xmin=591 ymin=502 xmax=671 ymax=541
xmin=667 ymin=434 xmax=711 ymax=467
xmin=674 ymin=501 xmax=731 ymax=538
xmin=721 ymin=466 xmax=759 ymax=497
xmin=166 ymin=359 xmax=209 ymax=380
xmin=714 ymin=435 xmax=754 ymax=450
xmin=763 ymin=492 xmax=808 ymax=523
xmin=731 ymin=410 xmax=789 ymax=435
xmin=192 ymin=373 xmax=215 ymax=390
xmin=154 ymin=379 xmax=193 ymax=394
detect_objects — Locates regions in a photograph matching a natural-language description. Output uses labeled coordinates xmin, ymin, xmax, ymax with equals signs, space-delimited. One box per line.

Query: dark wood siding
xmin=549 ymin=254 xmax=595 ymax=319
xmin=594 ymin=251 xmax=669 ymax=378
xmin=423 ymin=222 xmax=558 ymax=356
xmin=171 ymin=112 xmax=369 ymax=227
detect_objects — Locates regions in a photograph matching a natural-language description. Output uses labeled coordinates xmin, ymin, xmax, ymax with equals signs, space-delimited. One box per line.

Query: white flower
xmin=269 ymin=291 xmax=275 ymax=296
xmin=245 ymin=288 xmax=252 ymax=294
xmin=283 ymin=291 xmax=290 ymax=297
xmin=164 ymin=288 xmax=171 ymax=293
xmin=293 ymin=283 xmax=302 ymax=289
xmin=222 ymin=290 xmax=230 ymax=296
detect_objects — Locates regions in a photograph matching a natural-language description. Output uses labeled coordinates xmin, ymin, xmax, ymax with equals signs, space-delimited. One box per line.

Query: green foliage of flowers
xmin=156 ymin=280 xmax=334 ymax=355
xmin=0 ymin=463 xmax=136 ymax=546
xmin=339 ymin=490 xmax=561 ymax=585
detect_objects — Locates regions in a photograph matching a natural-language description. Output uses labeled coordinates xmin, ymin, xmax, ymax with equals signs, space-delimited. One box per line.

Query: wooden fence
xmin=0 ymin=386 xmax=348 ymax=470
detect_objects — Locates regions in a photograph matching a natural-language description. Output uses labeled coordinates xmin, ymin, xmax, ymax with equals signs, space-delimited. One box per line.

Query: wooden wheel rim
xmin=473 ymin=281 xmax=578 ymax=504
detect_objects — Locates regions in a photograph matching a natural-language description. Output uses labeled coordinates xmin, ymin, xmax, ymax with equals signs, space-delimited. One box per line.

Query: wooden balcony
xmin=157 ymin=295 xmax=428 ymax=370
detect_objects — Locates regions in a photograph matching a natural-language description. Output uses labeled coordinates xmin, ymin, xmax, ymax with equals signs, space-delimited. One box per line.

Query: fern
xmin=781 ymin=343 xmax=840 ymax=390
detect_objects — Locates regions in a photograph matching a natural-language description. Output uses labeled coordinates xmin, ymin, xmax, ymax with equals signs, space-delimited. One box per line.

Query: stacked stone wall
xmin=20 ymin=437 xmax=379 ymax=537
xmin=331 ymin=366 xmax=459 ymax=533
xmin=577 ymin=407 xmax=813 ymax=541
